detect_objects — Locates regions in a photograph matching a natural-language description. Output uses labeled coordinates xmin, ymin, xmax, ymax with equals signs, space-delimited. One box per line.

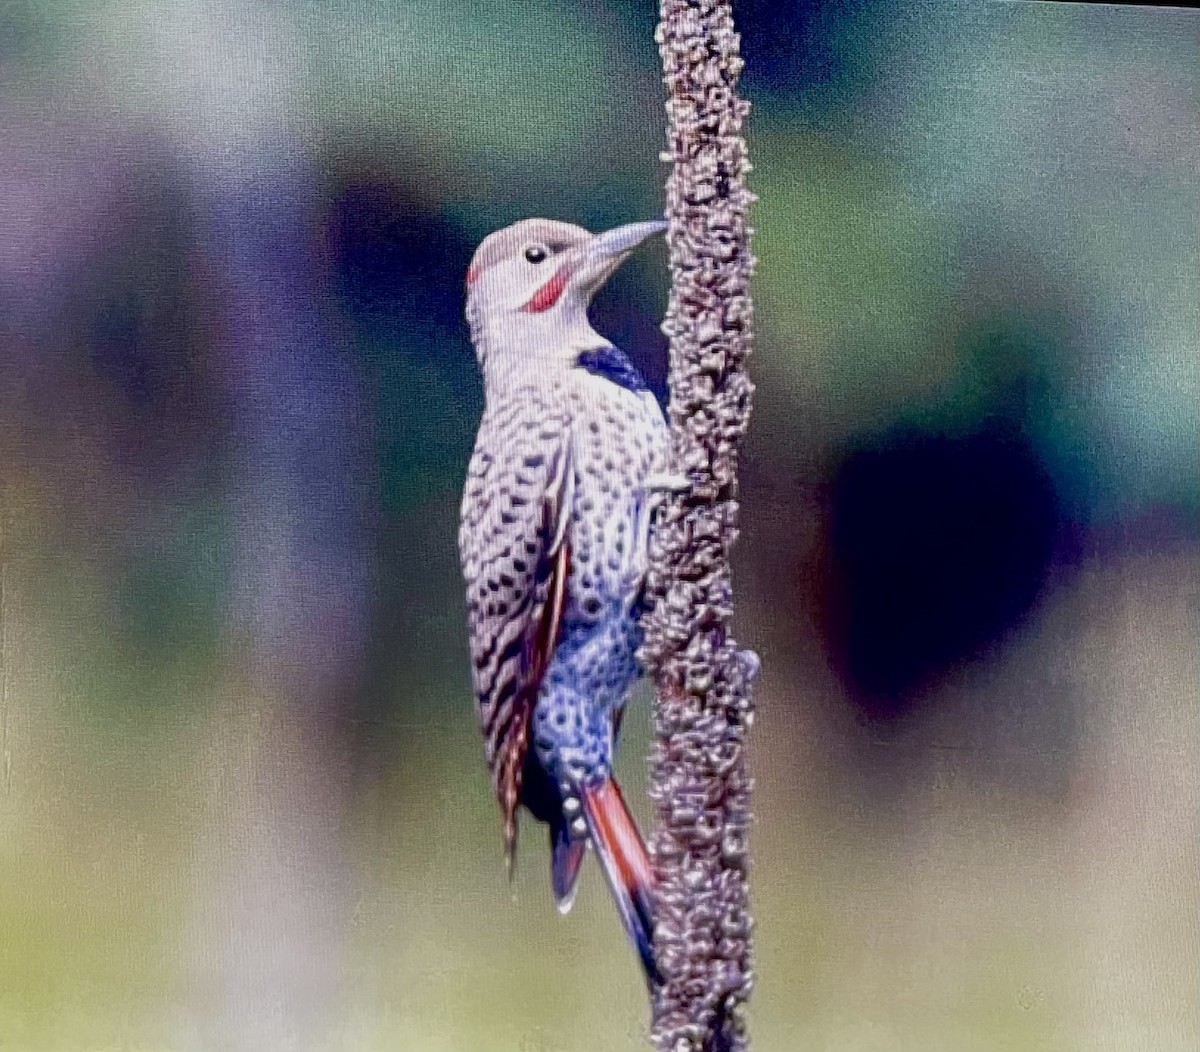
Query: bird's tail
xmin=580 ymin=776 xmax=661 ymax=986
xmin=550 ymin=820 xmax=588 ymax=915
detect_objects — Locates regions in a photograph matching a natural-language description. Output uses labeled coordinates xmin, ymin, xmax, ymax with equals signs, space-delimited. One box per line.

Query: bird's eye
xmin=524 ymin=245 xmax=548 ymax=264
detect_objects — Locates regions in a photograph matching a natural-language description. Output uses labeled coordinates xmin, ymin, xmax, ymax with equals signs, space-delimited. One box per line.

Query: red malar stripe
xmin=521 ymin=265 xmax=572 ymax=313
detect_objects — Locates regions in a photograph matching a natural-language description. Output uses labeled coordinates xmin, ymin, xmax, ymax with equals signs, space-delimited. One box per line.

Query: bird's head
xmin=464 ymin=217 xmax=666 ymax=379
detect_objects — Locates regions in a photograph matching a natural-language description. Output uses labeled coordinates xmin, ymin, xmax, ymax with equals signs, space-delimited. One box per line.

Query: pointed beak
xmin=571 ymin=219 xmax=668 ymax=300
xmin=591 ymin=219 xmax=669 ymax=258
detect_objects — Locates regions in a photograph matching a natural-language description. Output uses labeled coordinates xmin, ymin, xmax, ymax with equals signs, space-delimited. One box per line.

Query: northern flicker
xmin=458 ymin=217 xmax=675 ymax=984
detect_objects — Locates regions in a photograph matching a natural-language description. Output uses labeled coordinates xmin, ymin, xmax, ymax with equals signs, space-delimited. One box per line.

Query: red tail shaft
xmin=581 ymin=778 xmax=660 ymax=985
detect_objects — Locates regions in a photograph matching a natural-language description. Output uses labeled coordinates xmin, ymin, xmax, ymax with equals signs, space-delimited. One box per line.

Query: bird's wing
xmin=459 ymin=398 xmax=574 ymax=866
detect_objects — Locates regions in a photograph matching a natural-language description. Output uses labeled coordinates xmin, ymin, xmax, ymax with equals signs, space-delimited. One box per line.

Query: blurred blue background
xmin=1 ymin=2 xmax=1197 ymax=1050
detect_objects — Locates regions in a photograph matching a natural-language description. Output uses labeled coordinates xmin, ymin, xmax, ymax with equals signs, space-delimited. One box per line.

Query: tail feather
xmin=580 ymin=778 xmax=661 ymax=986
xmin=550 ymin=820 xmax=588 ymax=915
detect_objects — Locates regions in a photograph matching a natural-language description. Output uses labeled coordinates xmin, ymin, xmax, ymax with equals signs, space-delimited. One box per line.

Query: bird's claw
xmin=643 ymin=472 xmax=691 ymax=495
xmin=738 ymin=647 xmax=761 ymax=682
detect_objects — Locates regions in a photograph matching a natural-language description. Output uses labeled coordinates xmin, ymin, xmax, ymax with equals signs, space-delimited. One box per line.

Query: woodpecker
xmin=458 ymin=217 xmax=676 ymax=984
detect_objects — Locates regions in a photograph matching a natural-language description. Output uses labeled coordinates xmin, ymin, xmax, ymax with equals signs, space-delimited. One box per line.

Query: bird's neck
xmin=471 ymin=305 xmax=607 ymax=394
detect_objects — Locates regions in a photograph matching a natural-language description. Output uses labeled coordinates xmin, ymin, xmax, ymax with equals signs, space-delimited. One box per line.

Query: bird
xmin=458 ymin=216 xmax=679 ymax=985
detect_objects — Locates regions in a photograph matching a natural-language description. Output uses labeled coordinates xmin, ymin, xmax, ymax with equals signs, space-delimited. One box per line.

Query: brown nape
xmin=466 ymin=218 xmax=592 ymax=287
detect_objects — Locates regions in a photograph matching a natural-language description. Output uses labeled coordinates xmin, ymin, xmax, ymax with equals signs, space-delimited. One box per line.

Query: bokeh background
xmin=1 ymin=2 xmax=1197 ymax=1050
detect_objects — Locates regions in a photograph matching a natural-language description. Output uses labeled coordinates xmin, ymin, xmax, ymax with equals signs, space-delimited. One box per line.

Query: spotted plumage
xmin=458 ymin=217 xmax=671 ymax=984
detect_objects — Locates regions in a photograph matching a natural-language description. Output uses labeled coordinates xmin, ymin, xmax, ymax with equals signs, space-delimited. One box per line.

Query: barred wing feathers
xmin=459 ymin=400 xmax=574 ymax=866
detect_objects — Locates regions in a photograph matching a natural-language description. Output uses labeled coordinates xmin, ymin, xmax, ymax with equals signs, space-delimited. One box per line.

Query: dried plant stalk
xmin=641 ymin=2 xmax=757 ymax=1051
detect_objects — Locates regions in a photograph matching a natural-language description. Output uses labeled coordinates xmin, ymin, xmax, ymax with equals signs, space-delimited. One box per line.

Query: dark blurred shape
xmin=322 ymin=169 xmax=483 ymax=510
xmin=85 ymin=190 xmax=195 ymax=414
xmin=730 ymin=0 xmax=879 ymax=102
xmin=588 ymin=256 xmax=670 ymax=404
xmin=325 ymin=173 xmax=473 ymax=337
xmin=824 ymin=424 xmax=1060 ymax=716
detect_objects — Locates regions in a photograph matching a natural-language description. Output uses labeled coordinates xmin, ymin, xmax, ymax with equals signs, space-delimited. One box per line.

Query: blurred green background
xmin=1 ymin=2 xmax=1197 ymax=1050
